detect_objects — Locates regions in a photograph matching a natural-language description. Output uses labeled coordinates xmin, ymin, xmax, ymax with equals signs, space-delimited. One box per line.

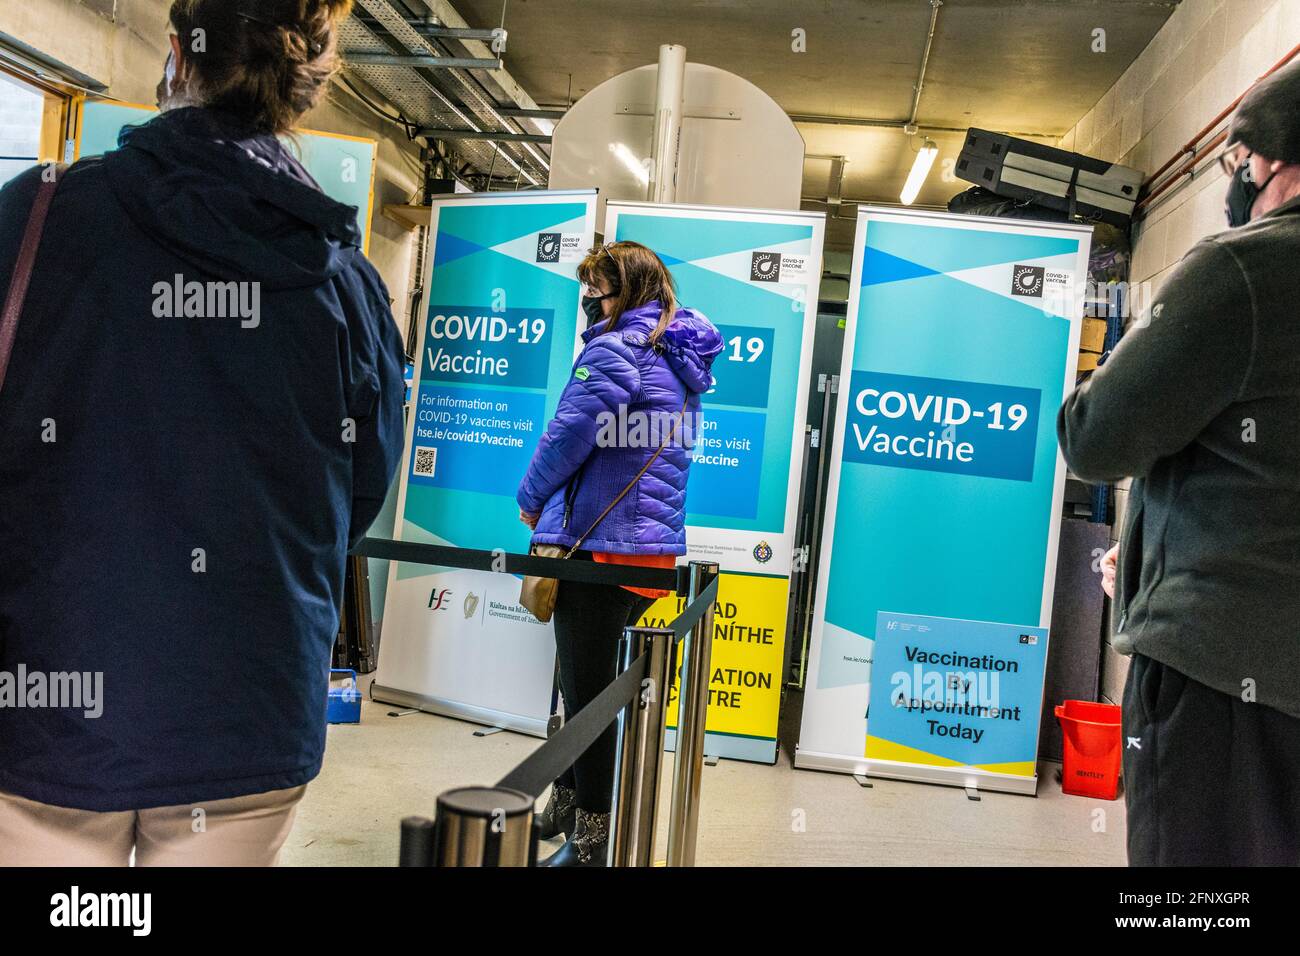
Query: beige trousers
xmin=0 ymin=785 xmax=307 ymax=867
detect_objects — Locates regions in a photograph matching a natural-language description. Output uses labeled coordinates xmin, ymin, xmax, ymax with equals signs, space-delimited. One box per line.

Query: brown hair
xmin=168 ymin=0 xmax=354 ymax=134
xmin=577 ymin=241 xmax=679 ymax=346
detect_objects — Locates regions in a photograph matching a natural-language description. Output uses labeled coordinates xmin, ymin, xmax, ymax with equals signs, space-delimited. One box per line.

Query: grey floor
xmin=282 ymin=683 xmax=1126 ymax=867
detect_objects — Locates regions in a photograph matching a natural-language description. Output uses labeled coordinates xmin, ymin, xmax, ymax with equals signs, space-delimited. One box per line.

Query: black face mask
xmin=581 ymin=295 xmax=610 ymax=328
xmin=1226 ymin=155 xmax=1279 ymax=227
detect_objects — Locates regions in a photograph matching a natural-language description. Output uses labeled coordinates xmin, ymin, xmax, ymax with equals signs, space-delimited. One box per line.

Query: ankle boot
xmin=535 ymin=783 xmax=576 ymax=840
xmin=538 ymin=808 xmax=610 ymax=867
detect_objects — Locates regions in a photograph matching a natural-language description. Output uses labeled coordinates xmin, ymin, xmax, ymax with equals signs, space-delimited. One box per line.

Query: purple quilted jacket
xmin=518 ymin=301 xmax=722 ymax=555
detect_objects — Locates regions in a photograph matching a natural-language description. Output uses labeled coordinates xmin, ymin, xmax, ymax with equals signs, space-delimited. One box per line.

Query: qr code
xmin=413 ymin=446 xmax=437 ymax=477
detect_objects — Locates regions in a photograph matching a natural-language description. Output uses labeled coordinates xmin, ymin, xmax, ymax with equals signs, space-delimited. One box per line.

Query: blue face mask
xmin=1225 ymin=154 xmax=1280 ymax=227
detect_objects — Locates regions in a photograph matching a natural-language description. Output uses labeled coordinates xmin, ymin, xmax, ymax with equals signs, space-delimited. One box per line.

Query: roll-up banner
xmin=75 ymin=100 xmax=379 ymax=254
xmin=605 ymin=201 xmax=826 ymax=764
xmin=796 ymin=207 xmax=1092 ymax=794
xmin=373 ymin=190 xmax=598 ymax=736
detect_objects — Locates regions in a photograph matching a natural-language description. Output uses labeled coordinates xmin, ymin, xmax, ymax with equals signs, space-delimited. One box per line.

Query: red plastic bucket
xmin=1054 ymin=699 xmax=1122 ymax=800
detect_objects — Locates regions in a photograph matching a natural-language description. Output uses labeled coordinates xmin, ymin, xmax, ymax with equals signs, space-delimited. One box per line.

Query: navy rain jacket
xmin=0 ymin=107 xmax=405 ymax=811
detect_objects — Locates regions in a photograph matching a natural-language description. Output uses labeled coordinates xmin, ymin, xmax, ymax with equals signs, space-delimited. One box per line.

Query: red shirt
xmin=592 ymin=552 xmax=675 ymax=600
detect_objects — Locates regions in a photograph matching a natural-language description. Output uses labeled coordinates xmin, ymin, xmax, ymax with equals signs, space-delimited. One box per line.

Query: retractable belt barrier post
xmin=610 ymin=627 xmax=677 ymax=867
xmin=667 ymin=561 xmax=720 ymax=867
xmin=431 ymin=787 xmax=537 ymax=867
xmin=358 ymin=537 xmax=719 ymax=866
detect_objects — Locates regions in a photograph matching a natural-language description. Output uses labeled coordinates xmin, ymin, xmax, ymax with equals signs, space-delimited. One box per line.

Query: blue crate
xmin=327 ymin=669 xmax=362 ymax=724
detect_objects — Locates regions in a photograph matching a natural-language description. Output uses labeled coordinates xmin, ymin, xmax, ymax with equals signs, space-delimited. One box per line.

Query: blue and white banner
xmin=373 ymin=190 xmax=597 ymax=736
xmin=796 ymin=207 xmax=1092 ymax=794
xmin=604 ymin=201 xmax=826 ymax=763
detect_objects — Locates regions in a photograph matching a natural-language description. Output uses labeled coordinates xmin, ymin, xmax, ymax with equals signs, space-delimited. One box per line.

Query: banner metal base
xmin=664 ymin=728 xmax=777 ymax=765
xmin=793 ymin=746 xmax=1039 ymax=796
xmin=370 ymin=684 xmax=550 ymax=739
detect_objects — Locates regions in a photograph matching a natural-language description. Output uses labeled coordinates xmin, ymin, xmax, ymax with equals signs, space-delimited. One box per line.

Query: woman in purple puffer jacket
xmin=517 ymin=240 xmax=721 ymax=867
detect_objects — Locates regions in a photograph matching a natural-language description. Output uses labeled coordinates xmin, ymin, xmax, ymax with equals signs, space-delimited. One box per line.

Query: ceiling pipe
xmin=790 ymin=114 xmax=909 ymax=129
xmin=788 ymin=1 xmax=946 ymax=138
xmin=1138 ymin=41 xmax=1300 ymax=215
xmin=648 ymin=44 xmax=687 ymax=203
xmin=1137 ymin=128 xmax=1227 ymax=215
xmin=418 ymin=129 xmax=552 ymax=143
xmin=906 ymin=0 xmax=944 ymax=129
xmin=486 ymin=106 xmax=1055 ymax=143
xmin=801 ymin=196 xmax=948 ymax=213
xmin=496 ymin=107 xmax=567 ymax=119
xmin=342 ymin=53 xmax=501 ymax=69
xmin=788 ymin=113 xmax=1055 ymax=140
xmin=355 ymin=11 xmax=499 ymax=41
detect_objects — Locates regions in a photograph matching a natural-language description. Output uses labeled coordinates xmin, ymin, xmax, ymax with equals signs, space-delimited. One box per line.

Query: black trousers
xmin=1122 ymin=653 xmax=1300 ymax=865
xmin=551 ymin=552 xmax=655 ymax=814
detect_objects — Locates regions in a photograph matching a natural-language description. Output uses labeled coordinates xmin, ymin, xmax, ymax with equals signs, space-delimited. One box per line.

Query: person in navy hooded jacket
xmin=518 ymin=240 xmax=722 ymax=866
xmin=0 ymin=0 xmax=404 ymax=865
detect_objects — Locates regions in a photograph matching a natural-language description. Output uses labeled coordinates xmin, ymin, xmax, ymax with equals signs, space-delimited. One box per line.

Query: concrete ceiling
xmin=454 ymin=0 xmax=1179 ymax=248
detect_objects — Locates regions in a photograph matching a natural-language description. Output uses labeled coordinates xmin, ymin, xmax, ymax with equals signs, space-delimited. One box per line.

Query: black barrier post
xmin=429 ymin=786 xmax=536 ymax=866
xmin=399 ymin=815 xmax=435 ymax=866
xmin=609 ymin=626 xmax=678 ymax=867
xmin=666 ymin=560 xmax=720 ymax=866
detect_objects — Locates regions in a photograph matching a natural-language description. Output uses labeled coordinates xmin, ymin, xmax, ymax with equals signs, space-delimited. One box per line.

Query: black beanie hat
xmin=1227 ymin=57 xmax=1300 ymax=163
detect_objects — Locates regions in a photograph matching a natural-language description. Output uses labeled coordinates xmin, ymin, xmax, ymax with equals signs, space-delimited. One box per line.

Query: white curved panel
xmin=548 ymin=61 xmax=805 ymax=227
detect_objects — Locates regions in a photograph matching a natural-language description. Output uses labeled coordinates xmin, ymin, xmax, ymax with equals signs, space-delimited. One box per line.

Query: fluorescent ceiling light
xmin=900 ymin=139 xmax=938 ymax=206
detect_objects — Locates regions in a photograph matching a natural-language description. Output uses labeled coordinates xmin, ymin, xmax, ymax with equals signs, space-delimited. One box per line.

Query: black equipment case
xmin=955 ymin=128 xmax=1143 ymax=227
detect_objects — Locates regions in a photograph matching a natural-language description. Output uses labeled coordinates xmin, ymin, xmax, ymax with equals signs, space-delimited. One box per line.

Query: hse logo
xmin=750 ymin=251 xmax=780 ymax=282
xmin=428 ymin=588 xmax=453 ymax=611
xmin=1011 ymin=264 xmax=1045 ymax=297
xmin=753 ymin=540 xmax=773 ymax=564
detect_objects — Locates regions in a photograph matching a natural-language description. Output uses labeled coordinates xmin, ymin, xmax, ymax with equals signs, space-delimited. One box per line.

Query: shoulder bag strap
xmin=0 ymin=163 xmax=66 ymax=392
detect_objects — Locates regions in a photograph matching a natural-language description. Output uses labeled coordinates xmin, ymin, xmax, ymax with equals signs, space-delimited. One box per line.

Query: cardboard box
xmin=1080 ymin=318 xmax=1107 ymax=353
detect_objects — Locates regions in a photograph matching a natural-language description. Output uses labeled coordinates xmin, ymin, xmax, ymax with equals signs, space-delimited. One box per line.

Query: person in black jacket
xmin=0 ymin=0 xmax=405 ymax=865
xmin=1059 ymin=59 xmax=1300 ymax=866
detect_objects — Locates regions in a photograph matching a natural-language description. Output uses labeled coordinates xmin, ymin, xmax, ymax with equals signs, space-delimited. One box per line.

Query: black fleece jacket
xmin=1058 ymin=195 xmax=1300 ymax=718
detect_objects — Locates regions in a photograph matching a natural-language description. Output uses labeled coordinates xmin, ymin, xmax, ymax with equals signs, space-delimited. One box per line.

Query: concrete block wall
xmin=1057 ymin=0 xmax=1300 ymax=704
xmin=0 ymin=0 xmax=423 ymax=328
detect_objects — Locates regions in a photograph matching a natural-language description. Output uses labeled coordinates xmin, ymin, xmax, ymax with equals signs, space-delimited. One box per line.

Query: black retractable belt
xmin=491 ymin=575 xmax=718 ymax=799
xmin=351 ymin=536 xmax=682 ymax=593
xmin=496 ymin=652 xmax=652 ymax=798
